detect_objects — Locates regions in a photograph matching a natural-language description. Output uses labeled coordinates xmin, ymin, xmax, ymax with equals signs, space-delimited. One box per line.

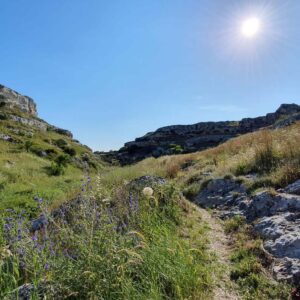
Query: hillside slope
xmin=0 ymin=85 xmax=103 ymax=210
xmin=99 ymin=103 xmax=300 ymax=165
xmin=99 ymin=121 xmax=300 ymax=297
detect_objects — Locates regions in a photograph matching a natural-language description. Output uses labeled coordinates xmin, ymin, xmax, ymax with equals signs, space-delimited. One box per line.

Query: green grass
xmin=224 ymin=215 xmax=245 ymax=234
xmin=0 ymin=147 xmax=84 ymax=211
xmin=0 ymin=179 xmax=215 ymax=299
xmin=0 ymin=107 xmax=104 ymax=211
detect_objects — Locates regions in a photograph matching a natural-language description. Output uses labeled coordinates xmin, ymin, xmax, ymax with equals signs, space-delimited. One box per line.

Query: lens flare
xmin=241 ymin=17 xmax=261 ymax=38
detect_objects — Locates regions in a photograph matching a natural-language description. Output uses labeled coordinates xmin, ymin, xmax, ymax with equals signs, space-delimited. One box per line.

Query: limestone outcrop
xmin=0 ymin=84 xmax=73 ymax=138
xmin=194 ymin=178 xmax=300 ymax=284
xmin=0 ymin=84 xmax=37 ymax=116
xmin=105 ymin=103 xmax=300 ymax=165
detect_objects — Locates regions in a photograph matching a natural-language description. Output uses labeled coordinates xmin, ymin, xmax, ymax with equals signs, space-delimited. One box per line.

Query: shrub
xmin=24 ymin=140 xmax=33 ymax=152
xmin=48 ymin=163 xmax=65 ymax=176
xmin=62 ymin=146 xmax=76 ymax=156
xmin=30 ymin=145 xmax=46 ymax=157
xmin=54 ymin=138 xmax=68 ymax=149
xmin=55 ymin=154 xmax=70 ymax=167
xmin=169 ymin=144 xmax=184 ymax=154
xmin=0 ymin=113 xmax=8 ymax=120
xmin=45 ymin=148 xmax=58 ymax=160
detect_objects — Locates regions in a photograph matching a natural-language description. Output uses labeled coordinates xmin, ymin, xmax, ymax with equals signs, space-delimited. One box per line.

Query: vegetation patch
xmin=224 ymin=218 xmax=291 ymax=299
xmin=0 ymin=178 xmax=215 ymax=299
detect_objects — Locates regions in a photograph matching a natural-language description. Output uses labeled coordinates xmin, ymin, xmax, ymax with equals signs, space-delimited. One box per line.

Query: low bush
xmin=24 ymin=140 xmax=33 ymax=152
xmin=29 ymin=145 xmax=46 ymax=157
xmin=62 ymin=146 xmax=76 ymax=156
xmin=48 ymin=162 xmax=65 ymax=176
xmin=0 ymin=113 xmax=8 ymax=120
xmin=169 ymin=144 xmax=183 ymax=154
xmin=53 ymin=138 xmax=68 ymax=149
xmin=45 ymin=148 xmax=58 ymax=158
xmin=55 ymin=154 xmax=70 ymax=167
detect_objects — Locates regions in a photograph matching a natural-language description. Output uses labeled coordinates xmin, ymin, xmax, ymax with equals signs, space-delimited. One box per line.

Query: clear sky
xmin=1 ymin=1 xmax=300 ymax=151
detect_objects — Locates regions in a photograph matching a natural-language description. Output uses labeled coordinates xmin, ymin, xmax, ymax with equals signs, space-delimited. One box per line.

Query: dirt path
xmin=191 ymin=203 xmax=240 ymax=300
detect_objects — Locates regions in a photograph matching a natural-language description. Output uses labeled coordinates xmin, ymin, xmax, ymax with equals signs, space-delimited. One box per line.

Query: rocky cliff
xmin=0 ymin=85 xmax=37 ymax=116
xmin=0 ymin=84 xmax=73 ymax=138
xmin=99 ymin=103 xmax=300 ymax=165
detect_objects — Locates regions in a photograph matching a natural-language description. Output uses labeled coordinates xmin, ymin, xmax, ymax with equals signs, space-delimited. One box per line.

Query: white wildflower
xmin=142 ymin=187 xmax=153 ymax=197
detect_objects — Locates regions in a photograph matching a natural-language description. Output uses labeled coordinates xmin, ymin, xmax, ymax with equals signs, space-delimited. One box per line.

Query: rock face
xmin=194 ymin=178 xmax=300 ymax=284
xmin=9 ymin=114 xmax=48 ymax=131
xmin=0 ymin=84 xmax=37 ymax=116
xmin=195 ymin=178 xmax=247 ymax=209
xmin=106 ymin=103 xmax=300 ymax=165
xmin=0 ymin=84 xmax=73 ymax=138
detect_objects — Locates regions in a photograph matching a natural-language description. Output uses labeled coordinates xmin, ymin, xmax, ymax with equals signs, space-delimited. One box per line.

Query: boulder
xmin=0 ymin=133 xmax=16 ymax=143
xmin=195 ymin=178 xmax=247 ymax=209
xmin=128 ymin=175 xmax=167 ymax=191
xmin=255 ymin=213 xmax=300 ymax=259
xmin=284 ymin=180 xmax=300 ymax=196
xmin=265 ymin=233 xmax=300 ymax=259
xmin=246 ymin=192 xmax=300 ymax=221
xmin=273 ymin=258 xmax=300 ymax=285
xmin=48 ymin=125 xmax=73 ymax=138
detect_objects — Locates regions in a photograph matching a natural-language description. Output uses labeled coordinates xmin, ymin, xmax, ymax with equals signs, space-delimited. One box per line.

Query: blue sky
xmin=1 ymin=0 xmax=300 ymax=150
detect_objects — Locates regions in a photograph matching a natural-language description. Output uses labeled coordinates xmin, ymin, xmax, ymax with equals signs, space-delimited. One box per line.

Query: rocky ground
xmin=195 ymin=178 xmax=300 ymax=285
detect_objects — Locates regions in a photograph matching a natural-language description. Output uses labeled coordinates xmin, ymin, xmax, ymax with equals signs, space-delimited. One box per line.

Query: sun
xmin=241 ymin=17 xmax=261 ymax=38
